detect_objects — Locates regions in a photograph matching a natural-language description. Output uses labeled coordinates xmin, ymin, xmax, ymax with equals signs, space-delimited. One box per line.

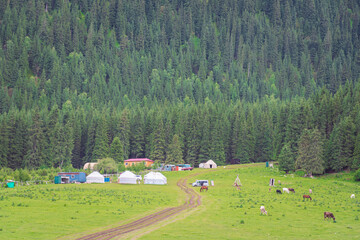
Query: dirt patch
xmin=76 ymin=172 xmax=203 ymax=240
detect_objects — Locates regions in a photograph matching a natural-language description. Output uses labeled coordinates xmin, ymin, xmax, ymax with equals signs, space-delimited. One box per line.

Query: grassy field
xmin=1 ymin=165 xmax=359 ymax=240
xmin=0 ymin=171 xmax=191 ymax=240
xmin=138 ymin=164 xmax=360 ymax=240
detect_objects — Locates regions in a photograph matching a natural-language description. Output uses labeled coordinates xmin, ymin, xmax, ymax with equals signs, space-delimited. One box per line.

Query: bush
xmin=295 ymin=170 xmax=306 ymax=177
xmin=354 ymin=169 xmax=360 ymax=181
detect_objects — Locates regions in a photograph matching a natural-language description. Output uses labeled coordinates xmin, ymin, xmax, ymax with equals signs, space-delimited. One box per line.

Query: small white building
xmin=86 ymin=171 xmax=104 ymax=183
xmin=144 ymin=172 xmax=167 ymax=185
xmin=203 ymin=160 xmax=217 ymax=169
xmin=83 ymin=162 xmax=98 ymax=171
xmin=118 ymin=171 xmax=141 ymax=184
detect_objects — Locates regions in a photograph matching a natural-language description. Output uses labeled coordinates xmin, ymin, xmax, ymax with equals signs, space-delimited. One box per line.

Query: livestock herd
xmin=263 ymin=185 xmax=356 ymax=222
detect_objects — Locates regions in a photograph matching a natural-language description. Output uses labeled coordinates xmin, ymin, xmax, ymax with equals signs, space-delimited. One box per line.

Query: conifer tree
xmin=278 ymin=143 xmax=295 ymax=173
xmin=166 ymin=134 xmax=183 ymax=164
xmin=295 ymin=128 xmax=324 ymax=175
xmin=110 ymin=137 xmax=124 ymax=163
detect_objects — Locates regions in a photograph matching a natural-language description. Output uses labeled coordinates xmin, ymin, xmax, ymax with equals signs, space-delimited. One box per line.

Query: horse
xmin=288 ymin=188 xmax=295 ymax=193
xmin=324 ymin=212 xmax=335 ymax=221
xmin=283 ymin=188 xmax=290 ymax=193
xmin=303 ymin=195 xmax=312 ymax=201
xmin=276 ymin=189 xmax=282 ymax=194
xmin=200 ymin=186 xmax=208 ymax=192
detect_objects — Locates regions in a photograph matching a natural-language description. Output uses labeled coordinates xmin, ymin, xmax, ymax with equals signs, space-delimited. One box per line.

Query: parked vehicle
xmin=192 ymin=180 xmax=209 ymax=187
xmin=176 ymin=164 xmax=194 ymax=171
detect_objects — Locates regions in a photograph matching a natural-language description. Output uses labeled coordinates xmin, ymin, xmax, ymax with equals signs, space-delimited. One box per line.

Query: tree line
xmin=0 ymin=0 xmax=360 ymax=173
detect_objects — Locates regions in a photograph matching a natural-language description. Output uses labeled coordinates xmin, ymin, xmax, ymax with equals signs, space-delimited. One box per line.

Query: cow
xmin=309 ymin=189 xmax=312 ymax=194
xmin=288 ymin=188 xmax=295 ymax=193
xmin=324 ymin=212 xmax=335 ymax=221
xmin=276 ymin=189 xmax=282 ymax=194
xmin=350 ymin=194 xmax=355 ymax=199
xmin=260 ymin=206 xmax=267 ymax=215
xmin=303 ymin=195 xmax=312 ymax=201
xmin=283 ymin=188 xmax=290 ymax=193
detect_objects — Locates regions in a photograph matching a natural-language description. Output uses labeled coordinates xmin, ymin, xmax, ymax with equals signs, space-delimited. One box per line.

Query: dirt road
xmin=76 ymin=172 xmax=202 ymax=240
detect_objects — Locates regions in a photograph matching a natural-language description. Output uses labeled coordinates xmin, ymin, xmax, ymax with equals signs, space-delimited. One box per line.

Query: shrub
xmin=354 ymin=169 xmax=360 ymax=181
xmin=295 ymin=170 xmax=306 ymax=177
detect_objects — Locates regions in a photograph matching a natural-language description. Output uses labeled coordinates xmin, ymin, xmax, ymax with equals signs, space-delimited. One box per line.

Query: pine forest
xmin=0 ymin=0 xmax=360 ymax=174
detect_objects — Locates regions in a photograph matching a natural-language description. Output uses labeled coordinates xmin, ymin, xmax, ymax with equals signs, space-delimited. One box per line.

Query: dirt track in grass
xmin=75 ymin=172 xmax=202 ymax=240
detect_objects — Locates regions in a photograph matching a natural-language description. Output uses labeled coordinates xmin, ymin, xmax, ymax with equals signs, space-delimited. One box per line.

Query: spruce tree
xmin=110 ymin=137 xmax=124 ymax=163
xmin=166 ymin=134 xmax=183 ymax=164
xmin=295 ymin=128 xmax=324 ymax=175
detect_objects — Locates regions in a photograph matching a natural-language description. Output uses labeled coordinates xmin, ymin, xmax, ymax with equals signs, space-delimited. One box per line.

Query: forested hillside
xmin=0 ymin=0 xmax=360 ymax=173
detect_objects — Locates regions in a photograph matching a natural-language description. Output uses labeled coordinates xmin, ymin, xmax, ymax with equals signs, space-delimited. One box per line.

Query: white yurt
xmin=118 ymin=171 xmax=139 ymax=184
xmin=203 ymin=160 xmax=217 ymax=169
xmin=86 ymin=171 xmax=105 ymax=183
xmin=144 ymin=172 xmax=167 ymax=185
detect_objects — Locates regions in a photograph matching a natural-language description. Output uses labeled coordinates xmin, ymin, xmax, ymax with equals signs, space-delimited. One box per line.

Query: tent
xmin=144 ymin=172 xmax=167 ymax=185
xmin=86 ymin=171 xmax=104 ymax=183
xmin=203 ymin=160 xmax=217 ymax=169
xmin=118 ymin=171 xmax=140 ymax=184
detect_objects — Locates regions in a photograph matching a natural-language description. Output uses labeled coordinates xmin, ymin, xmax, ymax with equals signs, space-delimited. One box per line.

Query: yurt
xmin=118 ymin=171 xmax=139 ymax=184
xmin=86 ymin=171 xmax=105 ymax=183
xmin=144 ymin=172 xmax=167 ymax=185
xmin=203 ymin=160 xmax=217 ymax=169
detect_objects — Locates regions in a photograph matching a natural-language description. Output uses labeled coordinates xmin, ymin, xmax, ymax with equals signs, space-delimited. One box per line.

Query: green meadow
xmin=140 ymin=164 xmax=360 ymax=240
xmin=1 ymin=165 xmax=360 ymax=240
xmin=0 ymin=172 xmax=188 ymax=240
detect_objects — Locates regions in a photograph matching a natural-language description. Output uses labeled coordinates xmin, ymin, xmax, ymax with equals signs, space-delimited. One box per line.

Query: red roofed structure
xmin=124 ymin=158 xmax=154 ymax=168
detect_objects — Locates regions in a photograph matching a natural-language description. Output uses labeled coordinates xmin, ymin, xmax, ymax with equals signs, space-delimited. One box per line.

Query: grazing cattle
xmin=260 ymin=206 xmax=268 ymax=215
xmin=351 ymin=194 xmax=355 ymax=199
xmin=288 ymin=188 xmax=295 ymax=193
xmin=283 ymin=188 xmax=290 ymax=193
xmin=276 ymin=189 xmax=282 ymax=194
xmin=324 ymin=212 xmax=335 ymax=221
xmin=309 ymin=189 xmax=312 ymax=194
xmin=303 ymin=195 xmax=312 ymax=201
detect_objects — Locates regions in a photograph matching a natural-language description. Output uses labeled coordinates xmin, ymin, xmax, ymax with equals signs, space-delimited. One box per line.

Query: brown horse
xmin=324 ymin=212 xmax=335 ymax=221
xmin=303 ymin=195 xmax=312 ymax=201
xmin=200 ymin=186 xmax=208 ymax=192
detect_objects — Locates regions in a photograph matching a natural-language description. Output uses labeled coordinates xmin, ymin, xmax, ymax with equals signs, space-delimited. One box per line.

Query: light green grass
xmin=139 ymin=164 xmax=360 ymax=240
xmin=0 ymin=172 xmax=190 ymax=240
xmin=1 ymin=166 xmax=360 ymax=239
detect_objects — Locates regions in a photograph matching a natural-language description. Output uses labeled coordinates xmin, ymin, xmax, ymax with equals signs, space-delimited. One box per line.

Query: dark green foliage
xmin=0 ymin=0 xmax=359 ymax=172
xmin=110 ymin=137 xmax=124 ymax=164
xmin=295 ymin=129 xmax=324 ymax=175
xmin=354 ymin=168 xmax=360 ymax=181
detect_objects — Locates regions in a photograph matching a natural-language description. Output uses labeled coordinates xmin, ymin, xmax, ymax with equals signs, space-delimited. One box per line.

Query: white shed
xmin=118 ymin=171 xmax=140 ymax=184
xmin=86 ymin=171 xmax=105 ymax=183
xmin=144 ymin=172 xmax=167 ymax=185
xmin=203 ymin=160 xmax=217 ymax=169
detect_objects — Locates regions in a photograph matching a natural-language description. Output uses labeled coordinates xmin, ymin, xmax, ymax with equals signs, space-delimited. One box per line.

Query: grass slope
xmin=0 ymin=172 xmax=189 ymax=240
xmin=139 ymin=164 xmax=360 ymax=240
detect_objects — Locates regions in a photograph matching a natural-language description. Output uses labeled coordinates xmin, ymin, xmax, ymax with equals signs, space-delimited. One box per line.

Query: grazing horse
xmin=288 ymin=188 xmax=295 ymax=193
xmin=303 ymin=195 xmax=312 ymax=201
xmin=200 ymin=186 xmax=208 ymax=192
xmin=283 ymin=188 xmax=290 ymax=193
xmin=324 ymin=212 xmax=335 ymax=221
xmin=276 ymin=189 xmax=282 ymax=194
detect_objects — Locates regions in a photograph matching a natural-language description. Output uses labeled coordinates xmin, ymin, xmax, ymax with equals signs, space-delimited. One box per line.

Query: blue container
xmin=7 ymin=182 xmax=15 ymax=188
xmin=58 ymin=172 xmax=86 ymax=183
xmin=104 ymin=177 xmax=110 ymax=182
